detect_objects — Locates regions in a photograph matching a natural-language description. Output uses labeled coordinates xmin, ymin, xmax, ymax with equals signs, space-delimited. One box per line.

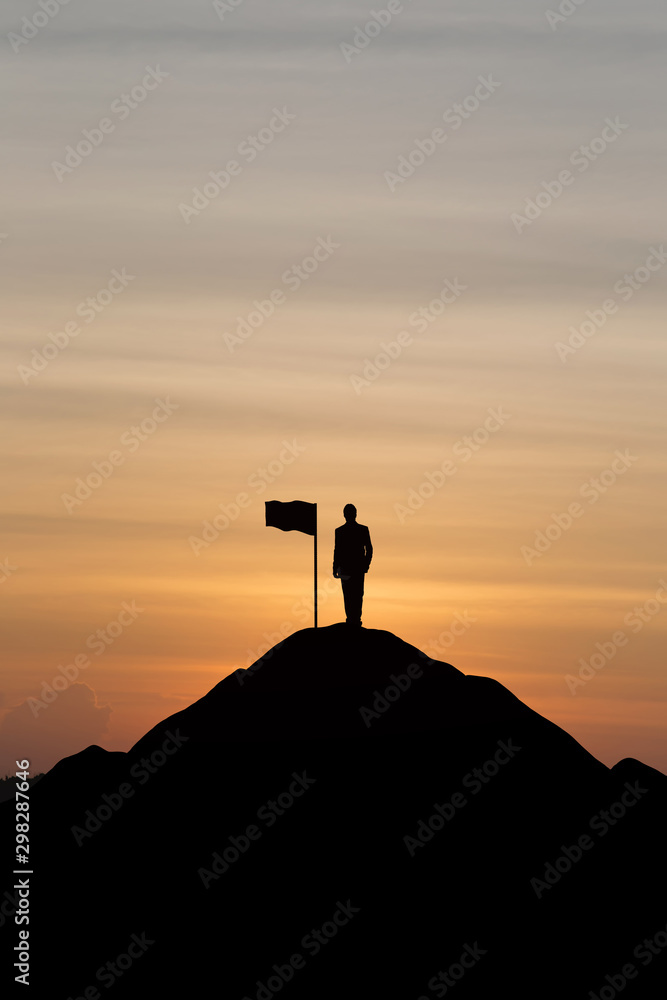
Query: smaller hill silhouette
xmin=2 ymin=625 xmax=666 ymax=998
xmin=0 ymin=772 xmax=44 ymax=804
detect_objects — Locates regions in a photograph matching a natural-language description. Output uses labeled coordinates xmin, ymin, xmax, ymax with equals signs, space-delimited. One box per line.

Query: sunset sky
xmin=1 ymin=0 xmax=666 ymax=776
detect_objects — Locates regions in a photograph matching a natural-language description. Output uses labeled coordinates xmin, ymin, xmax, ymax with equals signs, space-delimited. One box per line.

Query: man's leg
xmin=342 ymin=573 xmax=364 ymax=624
xmin=341 ymin=574 xmax=353 ymax=622
xmin=355 ymin=573 xmax=365 ymax=623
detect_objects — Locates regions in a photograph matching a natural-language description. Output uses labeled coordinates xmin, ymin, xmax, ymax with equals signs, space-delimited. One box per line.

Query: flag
xmin=265 ymin=500 xmax=316 ymax=536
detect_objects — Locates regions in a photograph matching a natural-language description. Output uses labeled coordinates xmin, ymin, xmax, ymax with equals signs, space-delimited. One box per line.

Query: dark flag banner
xmin=266 ymin=500 xmax=318 ymax=626
xmin=265 ymin=500 xmax=317 ymax=536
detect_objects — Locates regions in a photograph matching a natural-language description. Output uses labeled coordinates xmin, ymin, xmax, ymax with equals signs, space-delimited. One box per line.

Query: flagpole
xmin=314 ymin=505 xmax=318 ymax=629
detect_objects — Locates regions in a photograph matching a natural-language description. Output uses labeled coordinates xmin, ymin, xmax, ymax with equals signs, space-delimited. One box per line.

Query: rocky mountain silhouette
xmin=2 ymin=624 xmax=666 ymax=998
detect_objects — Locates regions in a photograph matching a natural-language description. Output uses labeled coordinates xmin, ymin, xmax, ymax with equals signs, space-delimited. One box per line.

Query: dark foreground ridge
xmin=2 ymin=625 xmax=666 ymax=998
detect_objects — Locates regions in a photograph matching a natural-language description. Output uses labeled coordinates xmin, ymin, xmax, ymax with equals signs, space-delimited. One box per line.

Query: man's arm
xmin=364 ymin=527 xmax=373 ymax=572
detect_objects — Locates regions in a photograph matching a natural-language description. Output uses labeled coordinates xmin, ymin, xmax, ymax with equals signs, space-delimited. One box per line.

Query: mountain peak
xmin=4 ymin=625 xmax=666 ymax=998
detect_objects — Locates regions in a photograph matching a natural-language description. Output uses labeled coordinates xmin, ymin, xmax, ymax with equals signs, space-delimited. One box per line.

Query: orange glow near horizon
xmin=3 ymin=452 xmax=666 ymax=775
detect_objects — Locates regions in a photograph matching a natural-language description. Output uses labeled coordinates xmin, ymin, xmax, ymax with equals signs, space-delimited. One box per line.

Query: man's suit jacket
xmin=333 ymin=522 xmax=373 ymax=576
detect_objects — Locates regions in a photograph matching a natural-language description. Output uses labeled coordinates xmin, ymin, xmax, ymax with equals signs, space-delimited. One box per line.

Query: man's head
xmin=343 ymin=504 xmax=357 ymax=522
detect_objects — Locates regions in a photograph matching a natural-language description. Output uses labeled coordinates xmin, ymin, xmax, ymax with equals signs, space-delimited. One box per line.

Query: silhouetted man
xmin=333 ymin=504 xmax=372 ymax=626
